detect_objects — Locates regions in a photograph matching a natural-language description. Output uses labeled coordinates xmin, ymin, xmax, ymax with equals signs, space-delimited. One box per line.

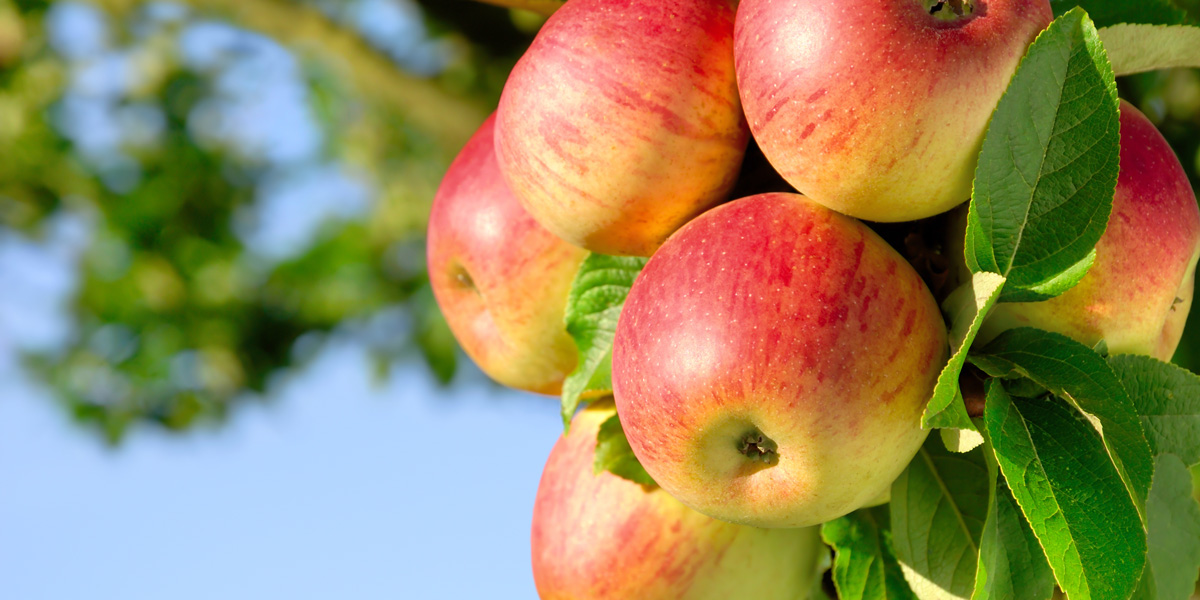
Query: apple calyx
xmin=738 ymin=429 xmax=779 ymax=466
xmin=922 ymin=0 xmax=976 ymax=22
xmin=452 ymin=266 xmax=478 ymax=293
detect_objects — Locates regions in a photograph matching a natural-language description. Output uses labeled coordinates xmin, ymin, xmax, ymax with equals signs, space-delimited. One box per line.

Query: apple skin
xmin=495 ymin=0 xmax=749 ymax=257
xmin=734 ymin=0 xmax=1052 ymax=223
xmin=962 ymin=100 xmax=1200 ymax=360
xmin=532 ymin=400 xmax=824 ymax=599
xmin=612 ymin=193 xmax=948 ymax=528
xmin=427 ymin=114 xmax=587 ymax=395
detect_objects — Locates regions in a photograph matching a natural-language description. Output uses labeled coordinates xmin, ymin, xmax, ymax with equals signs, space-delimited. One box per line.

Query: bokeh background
xmin=0 ymin=1 xmax=1198 ymax=598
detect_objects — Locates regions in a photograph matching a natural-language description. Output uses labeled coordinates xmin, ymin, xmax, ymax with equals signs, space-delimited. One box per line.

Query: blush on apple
xmin=533 ymin=400 xmax=824 ymax=599
xmin=612 ymin=193 xmax=948 ymax=528
xmin=427 ymin=114 xmax=587 ymax=395
xmin=734 ymin=0 xmax=1052 ymax=223
xmin=495 ymin=0 xmax=749 ymax=257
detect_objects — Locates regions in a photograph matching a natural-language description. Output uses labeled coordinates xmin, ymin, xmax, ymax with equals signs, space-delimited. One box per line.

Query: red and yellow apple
xmin=532 ymin=400 xmax=824 ymax=599
xmin=734 ymin=0 xmax=1052 ymax=222
xmin=612 ymin=193 xmax=948 ymax=528
xmin=427 ymin=114 xmax=587 ymax=395
xmin=963 ymin=100 xmax=1200 ymax=360
xmin=495 ymin=0 xmax=749 ymax=257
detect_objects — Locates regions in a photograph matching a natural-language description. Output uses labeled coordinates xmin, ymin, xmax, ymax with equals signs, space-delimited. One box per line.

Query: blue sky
xmin=0 ymin=203 xmax=561 ymax=600
xmin=0 ymin=2 xmax=562 ymax=598
xmin=0 ymin=335 xmax=562 ymax=599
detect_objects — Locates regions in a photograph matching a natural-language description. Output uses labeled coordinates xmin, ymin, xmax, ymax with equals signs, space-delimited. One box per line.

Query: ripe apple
xmin=734 ymin=0 xmax=1052 ymax=223
xmin=532 ymin=400 xmax=824 ymax=599
xmin=495 ymin=0 xmax=749 ymax=257
xmin=612 ymin=193 xmax=948 ymax=528
xmin=427 ymin=114 xmax=587 ymax=395
xmin=959 ymin=100 xmax=1200 ymax=360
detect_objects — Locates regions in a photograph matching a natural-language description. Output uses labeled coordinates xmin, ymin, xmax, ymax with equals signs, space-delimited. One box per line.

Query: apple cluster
xmin=426 ymin=0 xmax=1200 ymax=597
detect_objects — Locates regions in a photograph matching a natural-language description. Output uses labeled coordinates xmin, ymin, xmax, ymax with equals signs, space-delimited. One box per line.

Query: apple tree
xmin=435 ymin=0 xmax=1200 ymax=598
xmin=0 ymin=0 xmax=507 ymax=441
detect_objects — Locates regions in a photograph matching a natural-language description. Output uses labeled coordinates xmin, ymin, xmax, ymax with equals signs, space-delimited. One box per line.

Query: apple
xmin=427 ymin=114 xmax=587 ymax=395
xmin=495 ymin=0 xmax=749 ymax=257
xmin=532 ymin=400 xmax=824 ymax=599
xmin=958 ymin=100 xmax=1200 ymax=360
xmin=612 ymin=193 xmax=948 ymax=528
xmin=734 ymin=0 xmax=1052 ymax=223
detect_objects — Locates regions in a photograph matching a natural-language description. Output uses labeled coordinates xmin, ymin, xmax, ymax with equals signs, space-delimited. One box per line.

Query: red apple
xmin=734 ymin=0 xmax=1052 ymax=222
xmin=612 ymin=193 xmax=948 ymax=528
xmin=963 ymin=100 xmax=1200 ymax=360
xmin=533 ymin=400 xmax=824 ymax=599
xmin=495 ymin=0 xmax=749 ymax=257
xmin=427 ymin=114 xmax=587 ymax=395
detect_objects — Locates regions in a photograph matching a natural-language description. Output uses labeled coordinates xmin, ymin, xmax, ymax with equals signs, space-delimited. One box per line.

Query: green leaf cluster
xmin=829 ymin=7 xmax=1200 ymax=600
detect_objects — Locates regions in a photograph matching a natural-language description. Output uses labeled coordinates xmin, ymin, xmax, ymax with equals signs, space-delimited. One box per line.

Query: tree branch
xmin=92 ymin=0 xmax=489 ymax=157
xmin=471 ymin=0 xmax=564 ymax=17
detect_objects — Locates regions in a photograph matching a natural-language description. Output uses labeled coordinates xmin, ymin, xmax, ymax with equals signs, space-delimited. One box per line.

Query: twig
xmin=472 ymin=0 xmax=565 ymax=17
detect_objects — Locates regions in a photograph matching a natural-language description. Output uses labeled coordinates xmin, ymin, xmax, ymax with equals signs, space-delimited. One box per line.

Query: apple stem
xmin=738 ymin=430 xmax=779 ymax=465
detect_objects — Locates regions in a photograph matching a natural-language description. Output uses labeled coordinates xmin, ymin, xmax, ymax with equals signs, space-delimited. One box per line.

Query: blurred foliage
xmin=0 ymin=0 xmax=1198 ymax=443
xmin=0 ymin=0 xmax=513 ymax=442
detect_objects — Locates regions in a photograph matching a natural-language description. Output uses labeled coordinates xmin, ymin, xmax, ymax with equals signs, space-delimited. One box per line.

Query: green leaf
xmin=971 ymin=328 xmax=1154 ymax=512
xmin=923 ymin=272 xmax=1006 ymax=430
xmin=822 ymin=507 xmax=918 ymax=600
xmin=965 ymin=8 xmax=1120 ymax=303
xmin=1100 ymin=24 xmax=1200 ymax=76
xmin=1000 ymin=377 xmax=1048 ymax=399
xmin=1132 ymin=454 xmax=1200 ymax=600
xmin=560 ymin=253 xmax=647 ymax=427
xmin=1110 ymin=354 xmax=1200 ymax=466
xmin=1012 ymin=249 xmax=1096 ymax=301
xmin=1051 ymin=0 xmax=1189 ymax=28
xmin=971 ymin=451 xmax=1056 ymax=600
xmin=941 ymin=427 xmax=985 ymax=454
xmin=593 ymin=412 xmax=656 ymax=486
xmin=889 ymin=437 xmax=990 ymax=600
xmin=983 ymin=381 xmax=1146 ymax=600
